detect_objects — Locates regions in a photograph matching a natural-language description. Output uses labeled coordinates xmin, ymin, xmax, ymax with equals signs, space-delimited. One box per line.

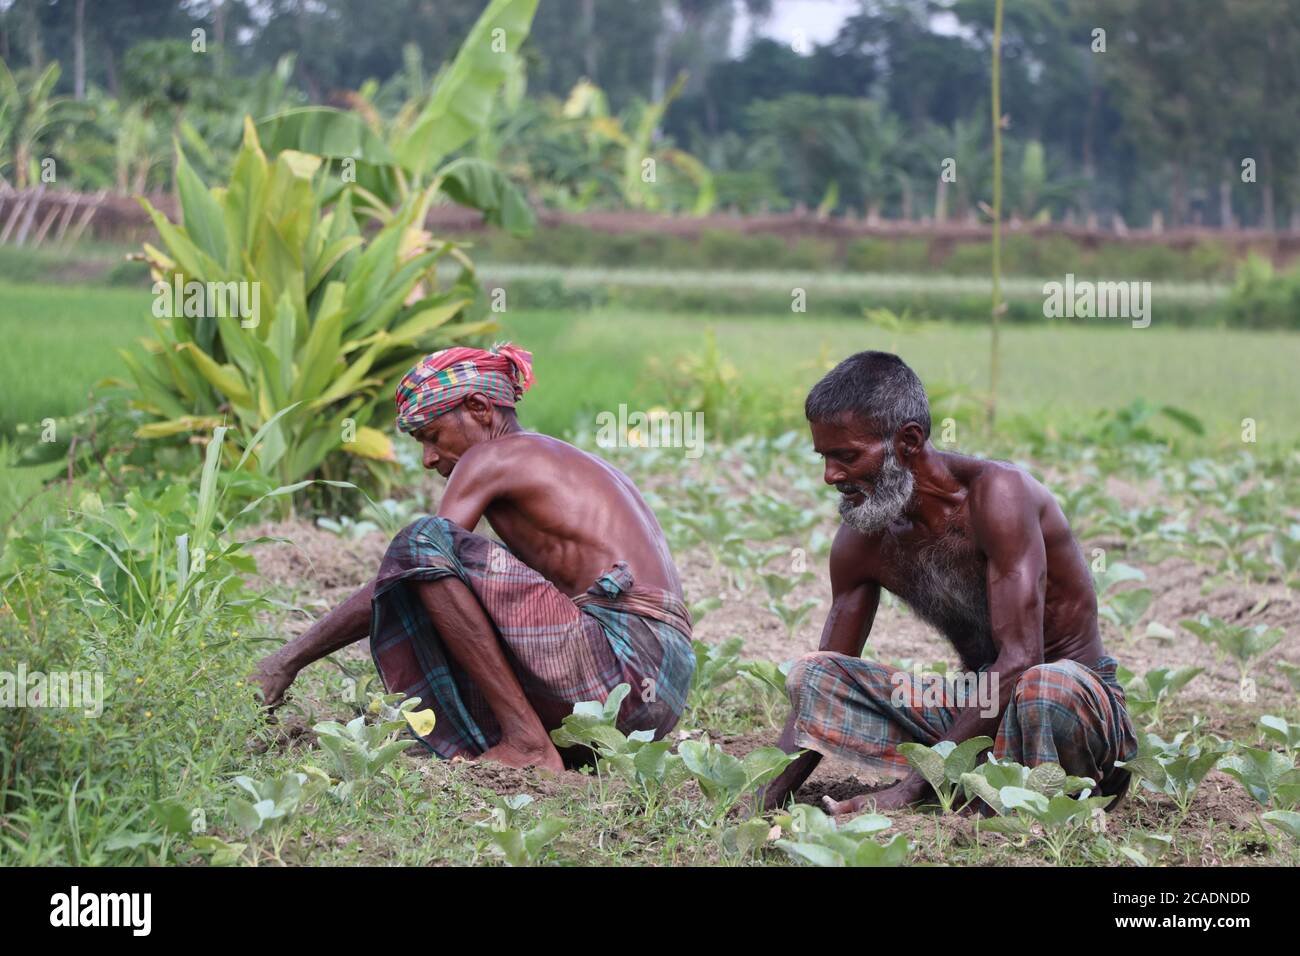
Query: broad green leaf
xmin=396 ymin=0 xmax=540 ymax=172
xmin=899 ymin=742 xmax=946 ymax=793
xmin=257 ymin=107 xmax=398 ymax=165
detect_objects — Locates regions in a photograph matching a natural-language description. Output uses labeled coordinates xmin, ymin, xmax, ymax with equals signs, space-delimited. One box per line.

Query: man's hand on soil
xmin=252 ymin=657 xmax=294 ymax=709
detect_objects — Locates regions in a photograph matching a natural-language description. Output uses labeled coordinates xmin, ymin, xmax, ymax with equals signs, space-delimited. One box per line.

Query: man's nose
xmin=423 ymin=448 xmax=439 ymax=470
xmin=823 ymin=462 xmax=845 ymax=486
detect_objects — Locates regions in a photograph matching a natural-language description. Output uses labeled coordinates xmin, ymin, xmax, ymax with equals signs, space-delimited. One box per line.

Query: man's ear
xmin=462 ymin=392 xmax=495 ymax=426
xmin=894 ymin=421 xmax=927 ymax=459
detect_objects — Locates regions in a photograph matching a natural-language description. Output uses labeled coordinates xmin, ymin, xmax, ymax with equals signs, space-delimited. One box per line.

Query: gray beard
xmin=837 ymin=449 xmax=915 ymax=535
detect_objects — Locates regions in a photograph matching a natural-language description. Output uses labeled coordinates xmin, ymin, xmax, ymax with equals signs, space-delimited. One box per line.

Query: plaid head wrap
xmin=395 ymin=343 xmax=535 ymax=434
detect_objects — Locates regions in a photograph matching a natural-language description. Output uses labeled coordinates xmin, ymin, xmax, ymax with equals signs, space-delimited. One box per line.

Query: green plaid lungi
xmin=370 ymin=517 xmax=695 ymax=758
xmin=787 ymin=652 xmax=1138 ymax=786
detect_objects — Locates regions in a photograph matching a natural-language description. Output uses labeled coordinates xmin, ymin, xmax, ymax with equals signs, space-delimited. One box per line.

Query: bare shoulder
xmin=461 ymin=432 xmax=611 ymax=485
xmin=967 ymin=458 xmax=1049 ymax=516
xmin=829 ymin=522 xmax=882 ymax=589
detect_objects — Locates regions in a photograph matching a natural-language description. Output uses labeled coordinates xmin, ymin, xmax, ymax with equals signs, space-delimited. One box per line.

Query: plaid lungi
xmin=369 ymin=517 xmax=695 ymax=758
xmin=787 ymin=652 xmax=1138 ymax=786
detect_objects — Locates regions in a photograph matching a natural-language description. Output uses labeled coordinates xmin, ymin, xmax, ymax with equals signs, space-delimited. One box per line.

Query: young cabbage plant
xmin=1181 ymin=614 xmax=1283 ymax=680
xmin=678 ymin=738 xmax=798 ymax=823
xmin=547 ymin=683 xmax=692 ymax=815
xmin=979 ymin=786 xmax=1114 ymax=865
xmin=773 ymin=803 xmax=909 ymax=867
xmin=475 ymin=794 xmax=568 ymax=867
xmin=1275 ymin=661 xmax=1300 ymax=694
xmin=1216 ymin=746 xmax=1300 ymax=809
xmin=737 ymin=659 xmax=793 ymax=729
xmin=1258 ymin=715 xmax=1300 ymax=756
xmin=712 ymin=815 xmax=776 ymax=866
xmin=1115 ymin=831 xmax=1175 ymax=867
xmin=1116 ymin=665 xmax=1203 ymax=730
xmin=687 ymin=595 xmax=723 ymax=625
xmin=224 ymin=770 xmax=325 ymax=864
xmin=1267 ymin=523 xmax=1300 ymax=587
xmin=1092 ymin=563 xmax=1151 ymax=643
xmin=685 ymin=637 xmax=745 ymax=721
xmin=898 ymin=736 xmax=994 ymax=812
xmin=1261 ymin=810 xmax=1300 ymax=846
xmin=1118 ymin=729 xmax=1229 ymax=818
xmin=960 ymin=757 xmax=1095 ymax=816
xmin=312 ymin=693 xmax=432 ymax=794
xmin=767 ymin=596 xmax=822 ymax=642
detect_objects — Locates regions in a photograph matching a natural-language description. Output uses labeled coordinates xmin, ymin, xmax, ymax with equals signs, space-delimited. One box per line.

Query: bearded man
xmin=760 ymin=351 xmax=1137 ymax=814
xmin=253 ymin=344 xmax=694 ymax=771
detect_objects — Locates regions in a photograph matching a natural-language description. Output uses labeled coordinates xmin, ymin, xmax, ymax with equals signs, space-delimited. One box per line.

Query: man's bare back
xmin=432 ymin=432 xmax=682 ymax=598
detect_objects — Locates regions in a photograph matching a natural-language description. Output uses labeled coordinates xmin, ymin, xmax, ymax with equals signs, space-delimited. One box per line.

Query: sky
xmin=731 ymin=0 xmax=858 ymax=55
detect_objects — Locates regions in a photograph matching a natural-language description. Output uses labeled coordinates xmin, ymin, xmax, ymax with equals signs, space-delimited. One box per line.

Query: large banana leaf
xmin=395 ymin=0 xmax=539 ymax=173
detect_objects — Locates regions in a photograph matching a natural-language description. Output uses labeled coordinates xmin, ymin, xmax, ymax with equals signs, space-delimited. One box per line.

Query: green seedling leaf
xmin=1261 ymin=810 xmax=1300 ymax=842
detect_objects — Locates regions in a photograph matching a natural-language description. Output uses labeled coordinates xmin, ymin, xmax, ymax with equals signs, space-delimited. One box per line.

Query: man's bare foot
xmin=252 ymin=657 xmax=294 ymax=709
xmin=478 ymin=738 xmax=565 ymax=772
xmin=822 ymin=794 xmax=871 ymax=816
xmin=823 ymin=780 xmax=920 ymax=816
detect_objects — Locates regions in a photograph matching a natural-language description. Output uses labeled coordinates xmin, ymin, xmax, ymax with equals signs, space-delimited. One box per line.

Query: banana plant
xmin=0 ymin=60 xmax=86 ymax=189
xmin=124 ymin=121 xmax=495 ymax=496
xmin=255 ymin=0 xmax=539 ymax=231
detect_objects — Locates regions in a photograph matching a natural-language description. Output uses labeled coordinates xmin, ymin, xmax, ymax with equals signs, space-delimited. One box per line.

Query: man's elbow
xmin=995 ymin=644 xmax=1044 ymax=683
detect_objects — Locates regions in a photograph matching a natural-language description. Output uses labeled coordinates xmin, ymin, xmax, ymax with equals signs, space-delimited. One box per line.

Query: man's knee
xmin=786 ymin=651 xmax=845 ymax=707
xmin=786 ymin=652 xmax=890 ymax=709
xmin=1011 ymin=662 xmax=1090 ymax=720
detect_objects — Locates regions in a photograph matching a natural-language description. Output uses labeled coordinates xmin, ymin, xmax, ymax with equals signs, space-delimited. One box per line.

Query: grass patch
xmin=1 ymin=282 xmax=1296 ymax=450
xmin=0 ymin=282 xmax=151 ymax=437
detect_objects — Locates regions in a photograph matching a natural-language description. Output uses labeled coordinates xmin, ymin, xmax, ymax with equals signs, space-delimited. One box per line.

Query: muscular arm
xmin=914 ymin=471 xmax=1048 ymax=778
xmin=436 ymin=444 xmax=507 ymax=531
xmin=760 ymin=527 xmax=881 ymax=808
xmin=253 ymin=579 xmax=375 ymax=706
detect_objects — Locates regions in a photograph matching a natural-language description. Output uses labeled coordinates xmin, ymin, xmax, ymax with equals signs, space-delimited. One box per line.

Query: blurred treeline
xmin=3 ymin=0 xmax=1299 ymax=230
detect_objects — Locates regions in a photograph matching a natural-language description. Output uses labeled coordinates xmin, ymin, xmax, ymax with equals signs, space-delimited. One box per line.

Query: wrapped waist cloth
xmin=369 ymin=516 xmax=696 ymax=758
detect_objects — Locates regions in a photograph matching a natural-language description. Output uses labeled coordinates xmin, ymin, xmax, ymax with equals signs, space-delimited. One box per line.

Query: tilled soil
xmin=244 ymin=468 xmax=1298 ymax=829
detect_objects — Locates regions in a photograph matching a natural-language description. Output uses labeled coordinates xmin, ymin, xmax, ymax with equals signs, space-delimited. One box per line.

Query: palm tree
xmin=0 ymin=62 xmax=82 ymax=188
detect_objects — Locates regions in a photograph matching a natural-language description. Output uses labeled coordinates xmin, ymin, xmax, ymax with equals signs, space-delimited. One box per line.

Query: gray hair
xmin=804 ymin=351 xmax=931 ymax=439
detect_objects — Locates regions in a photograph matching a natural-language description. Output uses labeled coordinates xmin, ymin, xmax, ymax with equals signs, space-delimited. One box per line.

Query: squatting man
xmin=255 ymin=344 xmax=695 ymax=771
xmin=760 ymin=351 xmax=1138 ymax=813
